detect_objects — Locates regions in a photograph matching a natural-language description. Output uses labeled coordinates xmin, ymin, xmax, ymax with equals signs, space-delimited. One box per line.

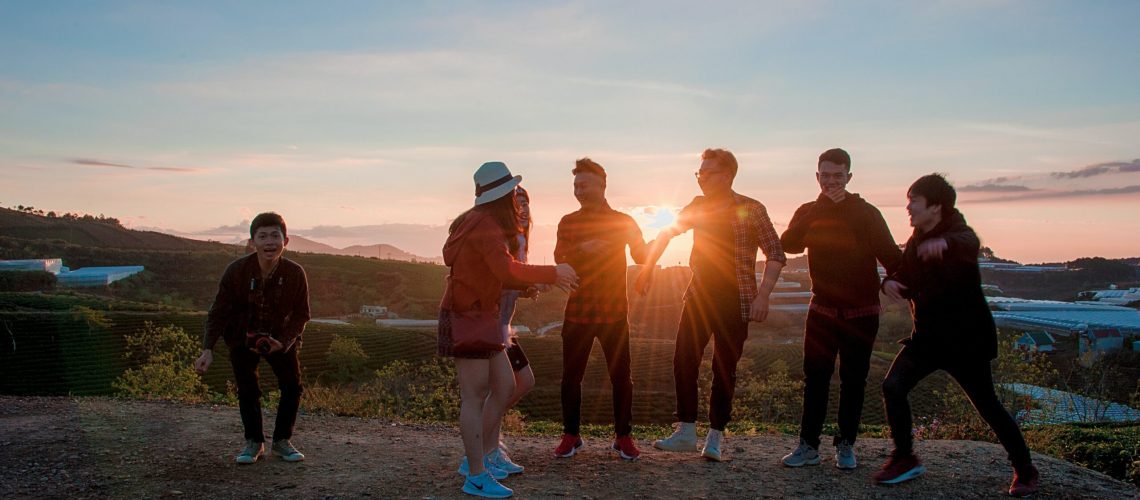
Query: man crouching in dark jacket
xmin=193 ymin=212 xmax=311 ymax=465
xmin=873 ymin=174 xmax=1039 ymax=497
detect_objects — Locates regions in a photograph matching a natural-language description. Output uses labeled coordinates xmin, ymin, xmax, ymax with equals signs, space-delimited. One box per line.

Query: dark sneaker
xmin=235 ymin=439 xmax=264 ymax=464
xmin=873 ymin=451 xmax=925 ymax=485
xmin=271 ymin=439 xmax=305 ymax=462
xmin=553 ymin=434 xmax=584 ymax=458
xmin=835 ymin=440 xmax=857 ymax=470
xmin=612 ymin=435 xmax=641 ymax=461
xmin=1009 ymin=463 xmax=1040 ymax=497
xmin=782 ymin=438 xmax=821 ymax=467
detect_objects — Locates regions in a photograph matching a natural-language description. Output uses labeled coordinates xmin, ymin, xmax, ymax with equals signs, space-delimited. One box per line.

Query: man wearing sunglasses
xmin=636 ymin=148 xmax=786 ymax=462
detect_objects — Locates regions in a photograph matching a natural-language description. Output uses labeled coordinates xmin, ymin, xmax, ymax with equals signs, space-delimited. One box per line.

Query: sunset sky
xmin=2 ymin=1 xmax=1138 ymax=265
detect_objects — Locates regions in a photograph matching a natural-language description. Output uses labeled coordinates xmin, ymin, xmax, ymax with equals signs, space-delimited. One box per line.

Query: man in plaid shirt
xmin=552 ymin=158 xmax=650 ymax=461
xmin=637 ymin=148 xmax=786 ymax=462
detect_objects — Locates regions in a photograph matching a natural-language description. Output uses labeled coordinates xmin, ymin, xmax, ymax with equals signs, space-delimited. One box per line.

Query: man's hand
xmin=578 ymin=239 xmax=609 ymax=255
xmin=554 ymin=263 xmax=580 ymax=292
xmin=265 ymin=337 xmax=285 ymax=355
xmin=193 ymin=349 xmax=213 ymax=375
xmin=823 ymin=187 xmax=846 ymax=203
xmin=634 ymin=267 xmax=654 ymax=296
xmin=917 ymin=238 xmax=948 ymax=261
xmin=882 ymin=279 xmax=908 ymax=301
xmin=749 ymin=294 xmax=770 ymax=322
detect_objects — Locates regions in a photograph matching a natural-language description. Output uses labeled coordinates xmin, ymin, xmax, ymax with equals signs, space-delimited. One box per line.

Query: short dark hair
xmin=573 ymin=157 xmax=606 ymax=182
xmin=250 ymin=212 xmax=287 ymax=238
xmin=818 ymin=148 xmax=851 ymax=170
xmin=701 ymin=148 xmax=738 ymax=180
xmin=907 ymin=174 xmax=956 ymax=218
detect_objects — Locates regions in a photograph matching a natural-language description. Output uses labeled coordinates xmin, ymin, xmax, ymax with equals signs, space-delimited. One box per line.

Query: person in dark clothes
xmin=780 ymin=148 xmax=902 ymax=470
xmin=637 ymin=148 xmax=786 ymax=462
xmin=193 ymin=212 xmax=311 ymax=464
xmin=874 ymin=174 xmax=1039 ymax=497
xmin=552 ymin=158 xmax=650 ymax=461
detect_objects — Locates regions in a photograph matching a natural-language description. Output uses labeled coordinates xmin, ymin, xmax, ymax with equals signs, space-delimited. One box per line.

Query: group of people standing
xmin=192 ymin=147 xmax=1041 ymax=499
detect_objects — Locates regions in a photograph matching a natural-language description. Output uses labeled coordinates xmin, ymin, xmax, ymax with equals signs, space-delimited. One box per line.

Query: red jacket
xmin=441 ymin=209 xmax=556 ymax=314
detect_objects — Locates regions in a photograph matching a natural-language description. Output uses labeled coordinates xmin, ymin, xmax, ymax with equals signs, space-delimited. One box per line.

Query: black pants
xmin=674 ymin=296 xmax=748 ymax=431
xmin=229 ymin=345 xmax=304 ymax=443
xmin=799 ymin=311 xmax=878 ymax=448
xmin=560 ymin=321 xmax=634 ymax=436
xmin=882 ymin=344 xmax=1031 ymax=467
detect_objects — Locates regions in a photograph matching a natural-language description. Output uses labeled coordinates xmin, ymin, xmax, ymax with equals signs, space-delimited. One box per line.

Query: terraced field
xmin=1 ymin=310 xmax=955 ymax=428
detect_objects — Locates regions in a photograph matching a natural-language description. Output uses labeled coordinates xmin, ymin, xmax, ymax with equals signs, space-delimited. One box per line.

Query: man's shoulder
xmin=732 ymin=192 xmax=767 ymax=209
xmin=279 ymin=256 xmax=307 ymax=274
xmin=225 ymin=254 xmax=256 ymax=273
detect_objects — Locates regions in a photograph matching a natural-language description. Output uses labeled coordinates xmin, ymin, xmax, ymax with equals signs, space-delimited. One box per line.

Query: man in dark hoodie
xmin=779 ymin=148 xmax=902 ymax=470
xmin=874 ymin=174 xmax=1039 ymax=497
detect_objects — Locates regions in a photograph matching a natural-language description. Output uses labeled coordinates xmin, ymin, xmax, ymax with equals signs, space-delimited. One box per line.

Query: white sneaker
xmin=486 ymin=447 xmax=524 ymax=475
xmin=458 ymin=456 xmax=508 ymax=480
xmin=835 ymin=440 xmax=857 ymax=470
xmin=653 ymin=422 xmax=698 ymax=452
xmin=782 ymin=438 xmax=821 ymax=467
xmin=701 ymin=429 xmax=727 ymax=462
xmin=462 ymin=471 xmax=513 ymax=498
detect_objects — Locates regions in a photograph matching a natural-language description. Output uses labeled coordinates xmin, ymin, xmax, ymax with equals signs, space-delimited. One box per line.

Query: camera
xmin=246 ymin=331 xmax=274 ymax=355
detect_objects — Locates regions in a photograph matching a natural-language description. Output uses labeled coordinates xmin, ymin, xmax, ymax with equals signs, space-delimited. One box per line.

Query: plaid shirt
xmin=555 ymin=204 xmax=649 ymax=324
xmin=675 ymin=191 xmax=787 ymax=322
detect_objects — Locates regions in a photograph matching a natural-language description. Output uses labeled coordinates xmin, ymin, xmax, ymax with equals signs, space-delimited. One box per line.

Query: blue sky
xmin=2 ymin=1 xmax=1138 ymax=263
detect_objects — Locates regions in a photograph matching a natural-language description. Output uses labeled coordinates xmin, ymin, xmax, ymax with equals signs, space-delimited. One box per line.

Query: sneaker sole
xmin=611 ymin=444 xmax=640 ymax=461
xmin=554 ymin=443 xmax=583 ymax=458
xmin=835 ymin=460 xmax=857 ymax=470
xmin=462 ymin=482 xmax=513 ymax=498
xmin=702 ymin=449 xmax=731 ymax=462
xmin=877 ymin=465 xmax=926 ymax=485
xmin=273 ymin=451 xmax=305 ymax=462
xmin=782 ymin=456 xmax=821 ymax=467
xmin=235 ymin=456 xmax=259 ymax=465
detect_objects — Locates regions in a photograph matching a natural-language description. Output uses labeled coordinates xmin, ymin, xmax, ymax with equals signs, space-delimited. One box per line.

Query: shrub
xmin=323 ymin=334 xmax=371 ymax=384
xmin=0 ymin=270 xmax=56 ymax=292
xmin=1025 ymin=423 xmax=1140 ymax=486
xmin=365 ymin=358 xmax=459 ymax=421
xmin=112 ymin=322 xmax=208 ymax=402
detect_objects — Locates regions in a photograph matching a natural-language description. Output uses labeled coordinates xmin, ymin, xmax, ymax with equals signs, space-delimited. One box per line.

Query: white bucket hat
xmin=473 ymin=161 xmax=522 ymax=205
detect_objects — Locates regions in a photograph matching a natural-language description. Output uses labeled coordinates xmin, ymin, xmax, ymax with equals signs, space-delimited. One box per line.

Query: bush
xmin=1025 ymin=423 xmax=1140 ymax=486
xmin=112 ymin=322 xmax=208 ymax=402
xmin=734 ymin=359 xmax=804 ymax=424
xmin=323 ymin=334 xmax=370 ymax=384
xmin=366 ymin=358 xmax=459 ymax=421
xmin=0 ymin=270 xmax=56 ymax=292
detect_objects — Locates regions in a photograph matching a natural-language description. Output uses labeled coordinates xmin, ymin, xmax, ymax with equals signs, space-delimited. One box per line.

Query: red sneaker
xmin=873 ymin=451 xmax=926 ymax=485
xmin=1009 ymin=463 xmax=1040 ymax=497
xmin=553 ymin=434 xmax=584 ymax=458
xmin=612 ymin=435 xmax=641 ymax=461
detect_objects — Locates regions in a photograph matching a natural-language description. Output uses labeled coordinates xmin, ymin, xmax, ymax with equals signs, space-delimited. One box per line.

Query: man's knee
xmin=882 ymin=376 xmax=906 ymax=400
xmin=280 ymin=381 xmax=303 ymax=398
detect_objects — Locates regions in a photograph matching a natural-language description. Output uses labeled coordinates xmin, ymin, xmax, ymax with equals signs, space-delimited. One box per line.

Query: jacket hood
xmin=815 ymin=192 xmax=866 ymax=207
xmin=914 ymin=208 xmax=967 ymax=241
xmin=443 ymin=209 xmax=487 ymax=266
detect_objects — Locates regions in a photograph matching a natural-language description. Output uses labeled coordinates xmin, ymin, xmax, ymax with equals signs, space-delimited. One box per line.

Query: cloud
xmin=965 ymin=185 xmax=1140 ymax=203
xmin=1051 ymin=159 xmax=1140 ymax=179
xmin=72 ymin=158 xmax=201 ymax=173
xmin=959 ymin=184 xmax=1034 ymax=192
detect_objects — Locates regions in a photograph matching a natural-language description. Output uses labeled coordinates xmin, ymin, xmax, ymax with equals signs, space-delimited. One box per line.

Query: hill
xmin=2 ymin=396 xmax=1136 ymax=499
xmin=287 ymin=235 xmax=444 ymax=264
xmin=0 ymin=207 xmax=227 ymax=251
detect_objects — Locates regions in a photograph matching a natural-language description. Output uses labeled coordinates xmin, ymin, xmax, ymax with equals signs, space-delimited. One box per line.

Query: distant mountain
xmin=287 ymin=236 xmax=444 ymax=264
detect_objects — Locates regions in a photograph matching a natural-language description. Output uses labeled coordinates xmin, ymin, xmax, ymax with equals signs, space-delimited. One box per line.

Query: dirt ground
xmin=1 ymin=396 xmax=1136 ymax=499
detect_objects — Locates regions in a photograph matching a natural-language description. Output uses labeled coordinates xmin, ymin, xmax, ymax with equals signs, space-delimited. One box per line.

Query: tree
xmin=112 ymin=322 xmax=208 ymax=402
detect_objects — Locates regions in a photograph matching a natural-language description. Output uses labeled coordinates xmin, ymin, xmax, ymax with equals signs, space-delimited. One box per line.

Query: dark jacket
xmin=781 ymin=193 xmax=902 ymax=309
xmin=441 ymin=208 xmax=556 ymax=314
xmin=889 ymin=210 xmax=997 ymax=360
xmin=204 ymin=254 xmax=310 ymax=351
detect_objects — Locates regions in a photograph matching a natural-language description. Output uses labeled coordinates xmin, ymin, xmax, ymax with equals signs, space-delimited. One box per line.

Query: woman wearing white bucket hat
xmin=440 ymin=161 xmax=578 ymax=498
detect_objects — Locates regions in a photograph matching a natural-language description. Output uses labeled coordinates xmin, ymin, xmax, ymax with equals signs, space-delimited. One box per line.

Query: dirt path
xmin=1 ymin=396 xmax=1136 ymax=499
